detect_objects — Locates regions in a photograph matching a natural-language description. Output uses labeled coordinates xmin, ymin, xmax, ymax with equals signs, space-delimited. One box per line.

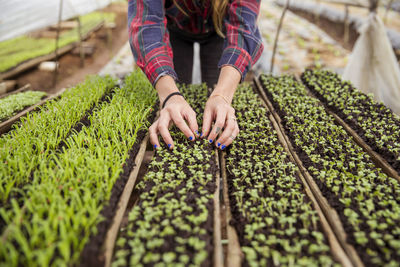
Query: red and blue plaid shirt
xmin=128 ymin=0 xmax=264 ymax=86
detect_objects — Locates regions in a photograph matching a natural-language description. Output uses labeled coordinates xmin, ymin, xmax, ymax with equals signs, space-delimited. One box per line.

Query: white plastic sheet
xmin=343 ymin=14 xmax=400 ymax=114
xmin=0 ymin=0 xmax=112 ymax=42
xmin=275 ymin=0 xmax=400 ymax=51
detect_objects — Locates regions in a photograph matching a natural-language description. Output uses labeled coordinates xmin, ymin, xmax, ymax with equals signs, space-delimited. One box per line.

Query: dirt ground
xmin=15 ymin=2 xmax=129 ymax=94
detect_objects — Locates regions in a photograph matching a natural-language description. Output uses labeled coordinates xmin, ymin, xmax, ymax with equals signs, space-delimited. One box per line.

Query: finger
xmin=183 ymin=109 xmax=199 ymax=137
xmin=170 ymin=110 xmax=195 ymax=140
xmin=219 ymin=122 xmax=239 ymax=149
xmin=208 ymin=109 xmax=227 ymax=144
xmin=149 ymin=122 xmax=160 ymax=150
xmin=216 ymin=116 xmax=236 ymax=148
xmin=158 ymin=115 xmax=174 ymax=149
xmin=201 ymin=106 xmax=213 ymax=138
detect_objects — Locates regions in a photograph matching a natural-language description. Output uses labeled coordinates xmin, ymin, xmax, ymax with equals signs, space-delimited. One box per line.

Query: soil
xmin=287 ymin=8 xmax=359 ymax=51
xmin=80 ymin=106 xmax=158 ymax=267
xmin=13 ymin=2 xmax=129 ymax=95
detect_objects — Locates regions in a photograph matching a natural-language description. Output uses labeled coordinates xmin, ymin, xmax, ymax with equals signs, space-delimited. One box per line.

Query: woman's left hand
xmin=201 ymin=94 xmax=239 ymax=149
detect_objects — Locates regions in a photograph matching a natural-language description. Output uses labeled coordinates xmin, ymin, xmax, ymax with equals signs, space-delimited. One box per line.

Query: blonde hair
xmin=173 ymin=0 xmax=229 ymax=37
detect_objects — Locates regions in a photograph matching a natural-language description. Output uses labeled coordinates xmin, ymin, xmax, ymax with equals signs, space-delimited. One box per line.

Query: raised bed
xmin=0 ymin=70 xmax=157 ymax=266
xmin=224 ymin=82 xmax=348 ymax=266
xmin=301 ymin=69 xmax=400 ymax=179
xmin=258 ymin=74 xmax=400 ymax=266
xmin=0 ymin=90 xmax=47 ymax=122
xmin=0 ymin=12 xmax=114 ymax=80
xmin=112 ymin=83 xmax=222 ymax=267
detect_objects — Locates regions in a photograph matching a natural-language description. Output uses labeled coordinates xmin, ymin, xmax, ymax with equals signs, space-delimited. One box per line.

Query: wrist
xmin=155 ymin=75 xmax=180 ymax=103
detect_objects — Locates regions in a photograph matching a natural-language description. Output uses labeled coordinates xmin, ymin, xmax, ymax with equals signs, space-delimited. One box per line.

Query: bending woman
xmin=128 ymin=0 xmax=263 ymax=149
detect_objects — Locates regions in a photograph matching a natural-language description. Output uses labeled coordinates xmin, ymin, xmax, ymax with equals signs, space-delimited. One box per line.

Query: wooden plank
xmin=302 ymin=84 xmax=400 ymax=183
xmin=221 ymin=153 xmax=243 ymax=267
xmin=213 ymin=149 xmax=223 ymax=267
xmin=0 ymin=84 xmax=31 ymax=100
xmin=0 ymin=87 xmax=67 ymax=135
xmin=254 ymin=77 xmax=364 ymax=267
xmin=0 ymin=22 xmax=104 ymax=81
xmin=103 ymin=133 xmax=150 ymax=267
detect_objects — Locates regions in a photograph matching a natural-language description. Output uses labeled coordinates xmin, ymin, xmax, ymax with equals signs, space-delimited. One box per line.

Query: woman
xmin=128 ymin=0 xmax=263 ymax=149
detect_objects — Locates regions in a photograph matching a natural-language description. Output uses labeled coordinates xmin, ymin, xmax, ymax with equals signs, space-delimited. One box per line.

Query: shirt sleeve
xmin=218 ymin=0 xmax=264 ymax=81
xmin=128 ymin=0 xmax=177 ymax=86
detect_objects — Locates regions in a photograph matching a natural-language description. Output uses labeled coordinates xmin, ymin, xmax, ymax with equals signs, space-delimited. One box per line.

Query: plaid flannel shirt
xmin=128 ymin=0 xmax=264 ymax=86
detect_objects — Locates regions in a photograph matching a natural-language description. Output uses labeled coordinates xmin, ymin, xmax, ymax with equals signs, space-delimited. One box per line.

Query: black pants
xmin=169 ymin=28 xmax=224 ymax=88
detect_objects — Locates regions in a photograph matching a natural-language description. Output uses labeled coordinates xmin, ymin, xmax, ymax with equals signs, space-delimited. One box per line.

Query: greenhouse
xmin=1 ymin=0 xmax=400 ymax=266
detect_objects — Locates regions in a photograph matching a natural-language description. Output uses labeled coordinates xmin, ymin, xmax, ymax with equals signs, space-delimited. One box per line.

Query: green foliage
xmin=0 ymin=12 xmax=115 ymax=73
xmin=0 ymin=75 xmax=116 ymax=203
xmin=112 ymin=83 xmax=216 ymax=267
xmin=261 ymin=74 xmax=400 ymax=266
xmin=226 ymin=83 xmax=338 ymax=266
xmin=0 ymin=91 xmax=47 ymax=121
xmin=0 ymin=69 xmax=157 ymax=266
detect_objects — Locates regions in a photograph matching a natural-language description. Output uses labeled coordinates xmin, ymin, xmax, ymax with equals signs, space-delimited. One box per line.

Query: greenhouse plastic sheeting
xmin=0 ymin=0 xmax=112 ymax=42
xmin=275 ymin=0 xmax=400 ymax=51
xmin=343 ymin=14 xmax=400 ymax=114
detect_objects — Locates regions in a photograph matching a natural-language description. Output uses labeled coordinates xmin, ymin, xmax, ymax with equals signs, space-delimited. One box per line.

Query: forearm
xmin=211 ymin=66 xmax=241 ymax=104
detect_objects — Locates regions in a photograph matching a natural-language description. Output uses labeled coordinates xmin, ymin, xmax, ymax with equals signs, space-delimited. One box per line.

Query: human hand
xmin=149 ymin=95 xmax=199 ymax=150
xmin=201 ymin=94 xmax=239 ymax=150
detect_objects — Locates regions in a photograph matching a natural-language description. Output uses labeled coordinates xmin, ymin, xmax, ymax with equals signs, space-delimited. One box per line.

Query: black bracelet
xmin=162 ymin=92 xmax=183 ymax=109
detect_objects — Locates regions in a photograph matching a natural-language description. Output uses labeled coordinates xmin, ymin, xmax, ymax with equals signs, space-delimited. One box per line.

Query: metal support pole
xmin=53 ymin=0 xmax=64 ymax=87
xmin=270 ymin=0 xmax=290 ymax=74
xmin=77 ymin=16 xmax=85 ymax=67
xmin=344 ymin=4 xmax=350 ymax=44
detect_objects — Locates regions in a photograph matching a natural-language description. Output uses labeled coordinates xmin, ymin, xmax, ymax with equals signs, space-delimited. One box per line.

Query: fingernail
xmin=154 ymin=144 xmax=157 ymax=149
xmin=189 ymin=136 xmax=193 ymax=141
xmin=200 ymin=132 xmax=203 ymax=137
xmin=217 ymin=142 xmax=221 ymax=147
xmin=195 ymin=130 xmax=199 ymax=135
xmin=209 ymin=139 xmax=213 ymax=144
xmin=221 ymin=145 xmax=226 ymax=150
xmin=168 ymin=144 xmax=172 ymax=149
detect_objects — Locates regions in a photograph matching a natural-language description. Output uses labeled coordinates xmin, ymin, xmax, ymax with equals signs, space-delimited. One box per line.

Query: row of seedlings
xmin=301 ymin=69 xmax=400 ymax=175
xmin=0 ymin=90 xmax=47 ymax=122
xmin=0 ymin=70 xmax=157 ymax=266
xmin=112 ymin=83 xmax=219 ymax=267
xmin=0 ymin=75 xmax=115 ymax=207
xmin=225 ymin=83 xmax=340 ymax=266
xmin=260 ymin=74 xmax=400 ymax=266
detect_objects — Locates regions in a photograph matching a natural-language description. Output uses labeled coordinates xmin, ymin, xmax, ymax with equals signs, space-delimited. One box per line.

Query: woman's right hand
xmin=150 ymin=76 xmax=199 ymax=150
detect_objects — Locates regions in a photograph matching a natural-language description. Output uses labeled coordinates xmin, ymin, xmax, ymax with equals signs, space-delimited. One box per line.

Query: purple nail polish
xmin=200 ymin=132 xmax=203 ymax=137
xmin=154 ymin=144 xmax=157 ymax=149
xmin=221 ymin=145 xmax=226 ymax=150
xmin=189 ymin=136 xmax=193 ymax=141
xmin=217 ymin=142 xmax=221 ymax=147
xmin=168 ymin=144 xmax=172 ymax=148
xmin=209 ymin=139 xmax=213 ymax=144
